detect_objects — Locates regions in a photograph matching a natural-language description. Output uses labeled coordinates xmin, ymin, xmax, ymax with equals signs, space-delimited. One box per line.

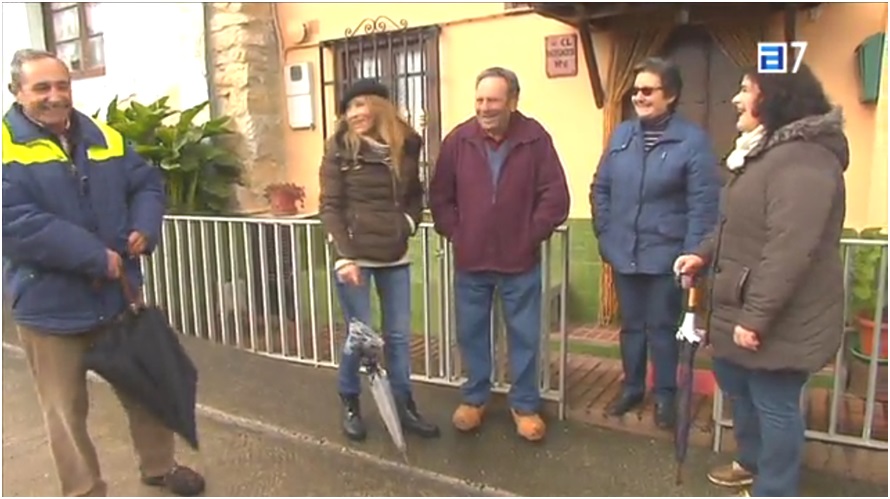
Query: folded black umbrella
xmin=83 ymin=275 xmax=199 ymax=449
xmin=674 ymin=277 xmax=704 ymax=485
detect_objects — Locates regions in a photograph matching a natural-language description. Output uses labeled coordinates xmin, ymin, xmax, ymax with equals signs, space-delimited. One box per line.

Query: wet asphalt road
xmin=2 ymin=313 xmax=886 ymax=497
xmin=2 ymin=349 xmax=494 ymax=497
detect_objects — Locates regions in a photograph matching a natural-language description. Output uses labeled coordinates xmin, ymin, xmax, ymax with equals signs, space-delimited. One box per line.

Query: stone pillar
xmin=207 ymin=2 xmax=286 ymax=214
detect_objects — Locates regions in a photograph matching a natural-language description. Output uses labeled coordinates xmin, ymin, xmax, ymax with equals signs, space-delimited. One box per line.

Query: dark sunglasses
xmin=631 ymin=86 xmax=663 ymax=97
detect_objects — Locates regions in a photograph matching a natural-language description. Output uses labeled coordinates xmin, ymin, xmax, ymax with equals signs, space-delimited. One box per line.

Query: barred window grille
xmin=321 ymin=25 xmax=442 ymax=207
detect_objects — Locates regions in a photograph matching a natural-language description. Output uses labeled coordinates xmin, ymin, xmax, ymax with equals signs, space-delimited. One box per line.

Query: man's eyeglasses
xmin=631 ymin=86 xmax=663 ymax=97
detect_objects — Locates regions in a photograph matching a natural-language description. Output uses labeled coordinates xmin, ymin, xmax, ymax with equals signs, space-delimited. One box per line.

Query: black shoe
xmin=142 ymin=464 xmax=206 ymax=496
xmin=606 ymin=393 xmax=645 ymax=416
xmin=340 ymin=394 xmax=367 ymax=441
xmin=655 ymin=399 xmax=676 ymax=429
xmin=397 ymin=396 xmax=441 ymax=438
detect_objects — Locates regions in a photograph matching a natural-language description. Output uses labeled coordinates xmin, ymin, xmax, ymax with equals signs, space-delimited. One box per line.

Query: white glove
xmin=676 ymin=312 xmax=703 ymax=343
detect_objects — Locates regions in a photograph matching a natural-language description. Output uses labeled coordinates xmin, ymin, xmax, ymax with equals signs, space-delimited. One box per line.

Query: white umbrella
xmin=344 ymin=319 xmax=408 ymax=461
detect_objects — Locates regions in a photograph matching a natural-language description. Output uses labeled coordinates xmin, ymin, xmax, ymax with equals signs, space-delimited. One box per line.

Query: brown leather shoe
xmin=707 ymin=461 xmax=755 ymax=487
xmin=452 ymin=403 xmax=485 ymax=431
xmin=511 ymin=409 xmax=546 ymax=441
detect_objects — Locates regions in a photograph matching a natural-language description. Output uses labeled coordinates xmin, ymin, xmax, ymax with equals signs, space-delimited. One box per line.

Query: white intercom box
xmin=285 ymin=62 xmax=314 ymax=129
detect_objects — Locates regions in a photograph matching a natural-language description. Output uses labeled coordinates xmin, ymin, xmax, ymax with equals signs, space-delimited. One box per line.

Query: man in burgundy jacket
xmin=429 ymin=67 xmax=570 ymax=441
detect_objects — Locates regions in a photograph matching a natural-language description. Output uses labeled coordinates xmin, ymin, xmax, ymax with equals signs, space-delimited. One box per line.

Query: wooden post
xmin=784 ymin=3 xmax=797 ymax=44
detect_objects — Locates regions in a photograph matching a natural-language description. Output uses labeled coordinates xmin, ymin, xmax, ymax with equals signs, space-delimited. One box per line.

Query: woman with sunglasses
xmin=590 ymin=57 xmax=721 ymax=429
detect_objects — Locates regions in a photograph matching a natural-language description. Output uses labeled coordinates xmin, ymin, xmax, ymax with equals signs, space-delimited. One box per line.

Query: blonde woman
xmin=319 ymin=79 xmax=439 ymax=441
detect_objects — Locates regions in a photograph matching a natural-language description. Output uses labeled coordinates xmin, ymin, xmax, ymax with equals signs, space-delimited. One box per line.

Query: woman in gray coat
xmin=674 ymin=64 xmax=848 ymax=497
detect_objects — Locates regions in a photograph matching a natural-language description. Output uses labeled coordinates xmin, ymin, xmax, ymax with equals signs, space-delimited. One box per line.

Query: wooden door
xmin=621 ymin=26 xmax=742 ymax=163
xmin=661 ymin=26 xmax=743 ymax=161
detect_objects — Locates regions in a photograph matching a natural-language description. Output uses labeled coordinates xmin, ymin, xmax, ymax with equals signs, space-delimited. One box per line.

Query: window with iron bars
xmin=323 ymin=26 xmax=442 ymax=207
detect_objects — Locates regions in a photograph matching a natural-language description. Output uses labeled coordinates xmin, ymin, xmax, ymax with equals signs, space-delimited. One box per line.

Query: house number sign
xmin=546 ymin=33 xmax=578 ymax=78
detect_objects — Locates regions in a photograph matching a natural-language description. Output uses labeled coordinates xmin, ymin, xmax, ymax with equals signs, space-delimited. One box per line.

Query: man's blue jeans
xmin=713 ymin=358 xmax=809 ymax=497
xmin=336 ymin=264 xmax=413 ymax=400
xmin=454 ymin=263 xmax=542 ymax=413
xmin=612 ymin=272 xmax=681 ymax=404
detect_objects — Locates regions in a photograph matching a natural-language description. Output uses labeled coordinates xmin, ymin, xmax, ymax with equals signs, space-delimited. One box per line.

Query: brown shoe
xmin=707 ymin=461 xmax=755 ymax=487
xmin=510 ymin=409 xmax=546 ymax=441
xmin=452 ymin=403 xmax=485 ymax=431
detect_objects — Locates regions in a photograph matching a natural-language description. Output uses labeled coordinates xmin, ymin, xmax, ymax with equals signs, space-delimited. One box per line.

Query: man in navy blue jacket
xmin=2 ymin=49 xmax=204 ymax=496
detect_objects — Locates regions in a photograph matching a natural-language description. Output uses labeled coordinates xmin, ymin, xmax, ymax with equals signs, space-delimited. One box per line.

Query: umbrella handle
xmin=677 ymin=273 xmax=699 ymax=313
xmin=687 ymin=286 xmax=698 ymax=311
xmin=119 ymin=271 xmax=143 ymax=312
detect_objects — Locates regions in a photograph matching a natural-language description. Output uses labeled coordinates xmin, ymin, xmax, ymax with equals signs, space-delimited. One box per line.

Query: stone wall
xmin=207 ymin=2 xmax=287 ymax=214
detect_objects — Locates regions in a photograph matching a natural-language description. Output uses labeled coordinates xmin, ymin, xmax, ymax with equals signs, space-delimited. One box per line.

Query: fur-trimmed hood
xmin=751 ymin=106 xmax=849 ymax=171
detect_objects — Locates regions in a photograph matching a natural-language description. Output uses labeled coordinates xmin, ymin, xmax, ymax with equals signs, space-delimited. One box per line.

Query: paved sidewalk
xmin=3 ymin=316 xmax=886 ymax=497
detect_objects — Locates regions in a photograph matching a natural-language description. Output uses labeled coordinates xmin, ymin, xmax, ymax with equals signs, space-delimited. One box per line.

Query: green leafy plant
xmin=845 ymin=227 xmax=888 ymax=322
xmin=94 ymin=96 xmax=242 ymax=214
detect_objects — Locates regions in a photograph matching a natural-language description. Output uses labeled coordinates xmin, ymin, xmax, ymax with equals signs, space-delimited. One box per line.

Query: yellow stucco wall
xmin=783 ymin=2 xmax=887 ymax=230
xmin=867 ymin=35 xmax=888 ymax=231
xmin=277 ymin=3 xmax=605 ymax=217
xmin=277 ymin=3 xmax=887 ymax=226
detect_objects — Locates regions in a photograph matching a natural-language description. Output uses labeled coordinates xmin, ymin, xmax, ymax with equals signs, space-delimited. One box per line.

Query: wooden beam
xmin=532 ymin=8 xmax=581 ymax=28
xmin=531 ymin=2 xmax=668 ymax=25
xmin=578 ymin=2 xmax=666 ymax=21
xmin=784 ymin=3 xmax=797 ymax=43
xmin=577 ymin=20 xmax=605 ymax=109
xmin=534 ymin=2 xmax=816 ymax=26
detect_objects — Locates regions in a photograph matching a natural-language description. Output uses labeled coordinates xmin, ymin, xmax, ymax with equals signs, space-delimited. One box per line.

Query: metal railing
xmin=140 ymin=215 xmax=570 ymax=419
xmin=712 ymin=238 xmax=889 ymax=452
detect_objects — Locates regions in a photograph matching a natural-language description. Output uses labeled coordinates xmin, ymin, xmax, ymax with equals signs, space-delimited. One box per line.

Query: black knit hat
xmin=339 ymin=78 xmax=390 ymax=114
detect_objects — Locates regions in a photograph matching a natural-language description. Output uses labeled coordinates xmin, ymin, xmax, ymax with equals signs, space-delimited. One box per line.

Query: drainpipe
xmin=202 ymin=2 xmax=220 ymax=118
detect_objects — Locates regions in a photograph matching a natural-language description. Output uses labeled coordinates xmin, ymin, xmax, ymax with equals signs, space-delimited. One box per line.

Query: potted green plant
xmin=848 ymin=227 xmax=888 ymax=360
xmin=95 ymin=96 xmax=242 ymax=214
xmin=264 ymin=182 xmax=306 ymax=216
xmin=94 ymin=96 xmax=244 ymax=336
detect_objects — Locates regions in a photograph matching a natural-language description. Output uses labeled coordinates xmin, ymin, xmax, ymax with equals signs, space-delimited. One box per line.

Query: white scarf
xmin=725 ymin=125 xmax=766 ymax=171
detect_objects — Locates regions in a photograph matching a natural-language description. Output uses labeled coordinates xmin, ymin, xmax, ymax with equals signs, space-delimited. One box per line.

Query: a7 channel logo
xmin=758 ymin=41 xmax=809 ymax=74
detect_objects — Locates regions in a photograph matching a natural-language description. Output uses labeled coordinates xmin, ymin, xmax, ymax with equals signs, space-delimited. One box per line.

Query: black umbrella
xmin=674 ymin=279 xmax=704 ymax=485
xmin=83 ymin=275 xmax=199 ymax=450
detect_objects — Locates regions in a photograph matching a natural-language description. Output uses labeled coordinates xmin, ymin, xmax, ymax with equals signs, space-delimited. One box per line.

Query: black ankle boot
xmin=397 ymin=396 xmax=440 ymax=438
xmin=606 ymin=393 xmax=645 ymax=417
xmin=340 ymin=394 xmax=367 ymax=441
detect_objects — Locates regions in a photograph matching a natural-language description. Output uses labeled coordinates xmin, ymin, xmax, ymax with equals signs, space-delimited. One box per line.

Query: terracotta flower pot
xmin=856 ymin=315 xmax=888 ymax=360
xmin=846 ymin=334 xmax=888 ymax=402
xmin=264 ymin=183 xmax=306 ymax=216
xmin=268 ymin=191 xmax=299 ymax=216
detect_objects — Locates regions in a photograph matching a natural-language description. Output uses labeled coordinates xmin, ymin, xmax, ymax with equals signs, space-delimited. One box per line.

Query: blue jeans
xmin=713 ymin=358 xmax=809 ymax=497
xmin=336 ymin=264 xmax=413 ymax=400
xmin=613 ymin=273 xmax=682 ymax=403
xmin=454 ymin=263 xmax=542 ymax=413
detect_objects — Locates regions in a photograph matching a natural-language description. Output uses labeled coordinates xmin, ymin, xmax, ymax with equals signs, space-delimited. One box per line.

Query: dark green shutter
xmin=855 ymin=32 xmax=886 ymax=104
